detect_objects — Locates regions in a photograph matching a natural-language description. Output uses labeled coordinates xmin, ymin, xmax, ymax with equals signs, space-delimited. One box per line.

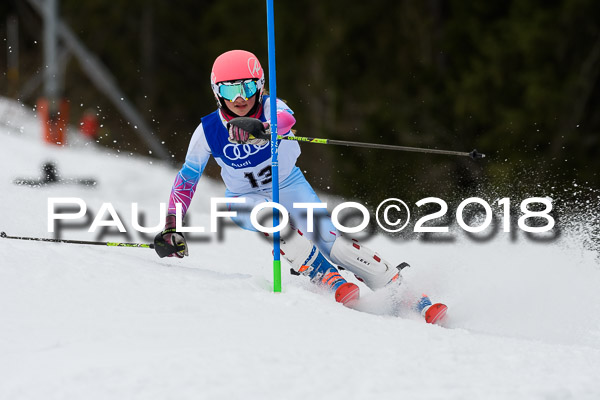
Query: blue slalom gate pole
xmin=266 ymin=0 xmax=281 ymax=292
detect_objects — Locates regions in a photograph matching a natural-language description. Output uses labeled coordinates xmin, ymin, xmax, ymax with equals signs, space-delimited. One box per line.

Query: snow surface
xmin=1 ymin=97 xmax=599 ymax=400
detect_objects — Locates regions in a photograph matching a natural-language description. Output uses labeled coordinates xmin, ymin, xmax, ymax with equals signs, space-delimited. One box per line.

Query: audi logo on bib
xmin=223 ymin=142 xmax=269 ymax=161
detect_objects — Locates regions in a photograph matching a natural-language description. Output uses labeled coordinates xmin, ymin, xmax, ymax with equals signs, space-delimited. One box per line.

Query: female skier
xmin=155 ymin=49 xmax=446 ymax=323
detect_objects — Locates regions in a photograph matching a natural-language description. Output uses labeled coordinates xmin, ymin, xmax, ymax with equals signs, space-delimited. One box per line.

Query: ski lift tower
xmin=38 ymin=0 xmax=68 ymax=145
xmin=26 ymin=0 xmax=170 ymax=159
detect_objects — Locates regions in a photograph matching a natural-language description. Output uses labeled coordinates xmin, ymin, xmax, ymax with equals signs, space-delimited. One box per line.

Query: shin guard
xmin=276 ymin=228 xmax=346 ymax=291
xmin=329 ymin=238 xmax=400 ymax=290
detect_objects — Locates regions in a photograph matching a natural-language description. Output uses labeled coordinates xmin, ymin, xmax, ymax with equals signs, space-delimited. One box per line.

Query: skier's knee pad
xmin=278 ymin=229 xmax=346 ymax=290
xmin=263 ymin=224 xmax=317 ymax=273
xmin=279 ymin=227 xmax=316 ymax=272
xmin=253 ymin=205 xmax=336 ymax=276
xmin=329 ymin=238 xmax=400 ymax=290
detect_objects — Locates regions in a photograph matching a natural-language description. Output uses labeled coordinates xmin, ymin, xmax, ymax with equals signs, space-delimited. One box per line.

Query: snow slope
xmin=1 ymin=98 xmax=599 ymax=400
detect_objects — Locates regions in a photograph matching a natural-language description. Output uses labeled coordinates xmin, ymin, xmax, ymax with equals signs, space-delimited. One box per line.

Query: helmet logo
xmin=248 ymin=57 xmax=262 ymax=78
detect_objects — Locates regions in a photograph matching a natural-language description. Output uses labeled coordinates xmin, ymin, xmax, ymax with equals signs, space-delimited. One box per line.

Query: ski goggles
xmin=217 ymin=79 xmax=259 ymax=102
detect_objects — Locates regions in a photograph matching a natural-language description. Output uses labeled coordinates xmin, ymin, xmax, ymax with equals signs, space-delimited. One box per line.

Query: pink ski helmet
xmin=210 ymin=50 xmax=265 ymax=116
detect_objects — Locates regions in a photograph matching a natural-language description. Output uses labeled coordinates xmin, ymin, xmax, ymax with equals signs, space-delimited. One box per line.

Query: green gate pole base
xmin=273 ymin=259 xmax=282 ymax=293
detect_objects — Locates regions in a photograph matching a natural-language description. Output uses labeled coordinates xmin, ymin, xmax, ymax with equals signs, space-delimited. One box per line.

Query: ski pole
xmin=278 ymin=135 xmax=485 ymax=159
xmin=228 ymin=117 xmax=485 ymax=159
xmin=0 ymin=231 xmax=154 ymax=249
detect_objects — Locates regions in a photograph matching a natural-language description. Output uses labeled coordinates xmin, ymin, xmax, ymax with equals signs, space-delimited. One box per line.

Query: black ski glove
xmin=227 ymin=117 xmax=270 ymax=145
xmin=154 ymin=214 xmax=188 ymax=258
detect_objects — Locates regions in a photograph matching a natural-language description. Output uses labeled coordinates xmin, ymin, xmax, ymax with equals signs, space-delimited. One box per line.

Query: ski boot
xmin=297 ymin=251 xmax=360 ymax=307
xmin=334 ymin=282 xmax=360 ymax=306
xmin=416 ymin=294 xmax=448 ymax=324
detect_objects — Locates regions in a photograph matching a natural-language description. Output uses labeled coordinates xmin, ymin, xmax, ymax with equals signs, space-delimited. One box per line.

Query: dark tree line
xmin=2 ymin=0 xmax=599 ymax=204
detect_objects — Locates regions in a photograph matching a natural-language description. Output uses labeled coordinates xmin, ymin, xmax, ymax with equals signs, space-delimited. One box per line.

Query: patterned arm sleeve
xmin=167 ymin=124 xmax=211 ymax=217
xmin=167 ymin=162 xmax=202 ymax=216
